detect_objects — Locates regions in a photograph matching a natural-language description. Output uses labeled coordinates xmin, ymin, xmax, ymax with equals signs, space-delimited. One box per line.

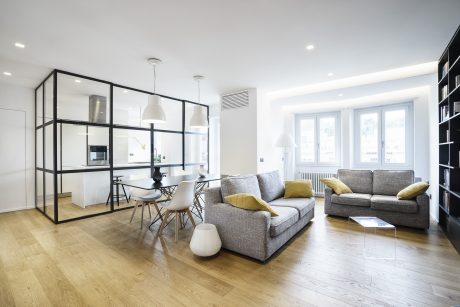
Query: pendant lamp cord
xmin=153 ymin=65 xmax=157 ymax=93
xmin=197 ymin=78 xmax=201 ymax=103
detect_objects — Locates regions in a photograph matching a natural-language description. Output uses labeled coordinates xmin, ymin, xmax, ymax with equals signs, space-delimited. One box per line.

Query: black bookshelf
xmin=438 ymin=24 xmax=460 ymax=253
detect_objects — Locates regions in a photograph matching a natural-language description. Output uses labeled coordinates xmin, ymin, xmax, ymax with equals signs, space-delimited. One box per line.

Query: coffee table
xmin=348 ymin=216 xmax=396 ymax=260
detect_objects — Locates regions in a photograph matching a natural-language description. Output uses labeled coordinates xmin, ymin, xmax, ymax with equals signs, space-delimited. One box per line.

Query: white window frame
xmin=353 ymin=102 xmax=413 ymax=170
xmin=295 ymin=112 xmax=341 ymax=167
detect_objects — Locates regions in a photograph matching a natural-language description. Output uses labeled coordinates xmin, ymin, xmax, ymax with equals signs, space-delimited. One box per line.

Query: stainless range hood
xmin=89 ymin=95 xmax=107 ymax=124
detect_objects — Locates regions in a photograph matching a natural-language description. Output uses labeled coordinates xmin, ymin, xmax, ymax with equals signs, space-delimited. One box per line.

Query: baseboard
xmin=0 ymin=206 xmax=32 ymax=214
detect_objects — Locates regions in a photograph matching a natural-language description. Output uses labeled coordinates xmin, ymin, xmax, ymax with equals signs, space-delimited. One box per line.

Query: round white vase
xmin=190 ymin=223 xmax=222 ymax=257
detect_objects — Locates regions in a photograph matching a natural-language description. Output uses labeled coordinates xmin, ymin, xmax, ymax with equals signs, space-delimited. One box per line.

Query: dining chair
xmin=128 ymin=175 xmax=162 ymax=229
xmin=158 ymin=180 xmax=197 ymax=242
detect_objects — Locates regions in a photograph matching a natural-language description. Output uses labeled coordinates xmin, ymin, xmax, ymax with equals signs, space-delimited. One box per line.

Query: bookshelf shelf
xmin=438 ymin=24 xmax=460 ymax=254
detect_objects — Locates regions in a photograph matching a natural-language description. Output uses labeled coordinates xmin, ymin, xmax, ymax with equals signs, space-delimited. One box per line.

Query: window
xmin=354 ymin=103 xmax=413 ymax=169
xmin=295 ymin=113 xmax=340 ymax=166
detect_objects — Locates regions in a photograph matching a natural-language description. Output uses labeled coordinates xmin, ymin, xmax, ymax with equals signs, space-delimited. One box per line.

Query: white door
xmin=0 ymin=108 xmax=27 ymax=212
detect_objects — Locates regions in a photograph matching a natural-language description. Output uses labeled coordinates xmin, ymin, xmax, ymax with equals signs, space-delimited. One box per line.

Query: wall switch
xmin=259 ymin=157 xmax=264 ymax=162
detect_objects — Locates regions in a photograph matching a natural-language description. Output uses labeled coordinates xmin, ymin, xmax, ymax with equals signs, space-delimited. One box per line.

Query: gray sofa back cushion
xmin=372 ymin=170 xmax=414 ymax=196
xmin=220 ymin=175 xmax=262 ymax=201
xmin=256 ymin=171 xmax=285 ymax=202
xmin=337 ymin=169 xmax=373 ymax=194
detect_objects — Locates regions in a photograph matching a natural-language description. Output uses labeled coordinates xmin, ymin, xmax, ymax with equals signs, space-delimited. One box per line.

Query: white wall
xmin=0 ymin=82 xmax=35 ymax=212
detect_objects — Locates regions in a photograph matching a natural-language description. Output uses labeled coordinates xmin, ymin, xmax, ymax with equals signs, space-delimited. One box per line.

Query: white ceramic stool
xmin=189 ymin=223 xmax=222 ymax=257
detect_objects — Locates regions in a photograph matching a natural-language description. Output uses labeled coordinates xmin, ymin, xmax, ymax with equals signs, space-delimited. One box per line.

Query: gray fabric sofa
xmin=324 ymin=169 xmax=430 ymax=229
xmin=205 ymin=171 xmax=315 ymax=261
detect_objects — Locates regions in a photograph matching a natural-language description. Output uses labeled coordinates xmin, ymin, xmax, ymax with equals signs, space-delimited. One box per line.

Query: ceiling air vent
xmin=221 ymin=90 xmax=249 ymax=111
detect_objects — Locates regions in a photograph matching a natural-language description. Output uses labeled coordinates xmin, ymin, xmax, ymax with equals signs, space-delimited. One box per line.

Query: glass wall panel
xmin=58 ymin=124 xmax=109 ymax=171
xmin=57 ymin=73 xmax=111 ymax=123
xmin=36 ymin=85 xmax=43 ymax=127
xmin=154 ymin=132 xmax=182 ymax=165
xmin=58 ymin=171 xmax=111 ymax=220
xmin=44 ymin=172 xmax=54 ymax=220
xmin=154 ymin=98 xmax=182 ymax=131
xmin=185 ymin=134 xmax=208 ymax=165
xmin=44 ymin=76 xmax=54 ymax=123
xmin=44 ymin=124 xmax=54 ymax=170
xmin=113 ymin=129 xmax=150 ymax=168
xmin=184 ymin=103 xmax=207 ymax=132
xmin=113 ymin=87 xmax=149 ymax=128
xmin=36 ymin=128 xmax=43 ymax=168
xmin=36 ymin=170 xmax=44 ymax=212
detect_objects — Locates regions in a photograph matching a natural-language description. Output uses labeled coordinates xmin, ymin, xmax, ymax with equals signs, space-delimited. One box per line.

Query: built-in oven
xmin=87 ymin=145 xmax=109 ymax=166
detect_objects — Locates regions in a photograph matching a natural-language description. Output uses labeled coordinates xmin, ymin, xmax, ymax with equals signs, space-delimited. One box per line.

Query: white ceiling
xmin=0 ymin=0 xmax=459 ymax=104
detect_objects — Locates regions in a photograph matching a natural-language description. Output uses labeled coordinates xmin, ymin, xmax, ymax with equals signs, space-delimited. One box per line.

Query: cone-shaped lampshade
xmin=190 ymin=105 xmax=208 ymax=128
xmin=275 ymin=133 xmax=296 ymax=148
xmin=142 ymin=95 xmax=166 ymax=124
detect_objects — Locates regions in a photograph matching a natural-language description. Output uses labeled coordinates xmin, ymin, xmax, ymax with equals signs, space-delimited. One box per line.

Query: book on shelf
xmin=442 ymin=62 xmax=449 ymax=78
xmin=447 ymin=130 xmax=450 ymax=142
xmin=456 ymin=75 xmax=460 ymax=88
xmin=441 ymin=85 xmax=448 ymax=100
xmin=444 ymin=191 xmax=450 ymax=213
xmin=440 ymin=105 xmax=450 ymax=121
xmin=455 ymin=101 xmax=460 ymax=115
xmin=444 ymin=169 xmax=450 ymax=188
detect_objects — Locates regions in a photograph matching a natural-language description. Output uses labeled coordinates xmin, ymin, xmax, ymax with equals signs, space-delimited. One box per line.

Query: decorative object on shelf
xmin=441 ymin=85 xmax=448 ymax=100
xmin=456 ymin=75 xmax=460 ymax=88
xmin=442 ymin=62 xmax=449 ymax=78
xmin=198 ymin=164 xmax=207 ymax=177
xmin=142 ymin=58 xmax=166 ymax=124
xmin=453 ymin=101 xmax=460 ymax=115
xmin=153 ymin=166 xmax=163 ymax=183
xmin=275 ymin=132 xmax=296 ymax=180
xmin=189 ymin=223 xmax=222 ymax=257
xmin=444 ymin=169 xmax=450 ymax=188
xmin=447 ymin=130 xmax=450 ymax=142
xmin=190 ymin=75 xmax=208 ymax=128
xmin=444 ymin=191 xmax=450 ymax=213
xmin=441 ymin=105 xmax=449 ymax=121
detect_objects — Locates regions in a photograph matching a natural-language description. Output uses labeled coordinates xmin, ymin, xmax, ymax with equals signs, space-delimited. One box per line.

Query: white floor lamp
xmin=275 ymin=133 xmax=296 ymax=180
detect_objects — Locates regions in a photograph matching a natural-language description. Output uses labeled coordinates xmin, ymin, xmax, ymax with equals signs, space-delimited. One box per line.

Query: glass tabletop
xmin=119 ymin=174 xmax=225 ymax=190
xmin=349 ymin=216 xmax=395 ymax=229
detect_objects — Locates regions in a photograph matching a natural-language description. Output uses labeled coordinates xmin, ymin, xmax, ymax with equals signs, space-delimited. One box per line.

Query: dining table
xmin=119 ymin=174 xmax=225 ymax=229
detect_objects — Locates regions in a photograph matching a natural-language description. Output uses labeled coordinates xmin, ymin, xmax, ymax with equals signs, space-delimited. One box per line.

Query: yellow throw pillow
xmin=224 ymin=193 xmax=279 ymax=217
xmin=284 ymin=180 xmax=314 ymax=198
xmin=397 ymin=182 xmax=429 ymax=200
xmin=320 ymin=178 xmax=352 ymax=195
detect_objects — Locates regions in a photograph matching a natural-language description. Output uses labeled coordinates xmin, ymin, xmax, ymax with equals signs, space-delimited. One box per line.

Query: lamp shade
xmin=190 ymin=105 xmax=208 ymax=128
xmin=142 ymin=95 xmax=166 ymax=124
xmin=275 ymin=133 xmax=295 ymax=148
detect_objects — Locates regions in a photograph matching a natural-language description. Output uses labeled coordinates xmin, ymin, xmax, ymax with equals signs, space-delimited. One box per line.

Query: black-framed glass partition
xmin=35 ymin=70 xmax=209 ymax=223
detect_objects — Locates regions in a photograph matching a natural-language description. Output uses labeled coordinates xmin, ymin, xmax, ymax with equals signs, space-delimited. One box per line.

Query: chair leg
xmin=158 ymin=210 xmax=171 ymax=236
xmin=152 ymin=201 xmax=163 ymax=221
xmin=186 ymin=209 xmax=196 ymax=228
xmin=175 ymin=211 xmax=179 ymax=242
xmin=147 ymin=202 xmax=152 ymax=219
xmin=129 ymin=200 xmax=138 ymax=223
xmin=141 ymin=202 xmax=145 ymax=229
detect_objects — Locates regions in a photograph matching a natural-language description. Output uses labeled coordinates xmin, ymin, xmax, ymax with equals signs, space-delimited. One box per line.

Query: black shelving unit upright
xmin=438 ymin=24 xmax=460 ymax=253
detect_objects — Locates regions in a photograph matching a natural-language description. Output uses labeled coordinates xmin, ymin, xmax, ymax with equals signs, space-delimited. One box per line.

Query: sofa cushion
xmin=221 ymin=175 xmax=262 ymax=200
xmin=256 ymin=171 xmax=284 ymax=202
xmin=373 ymin=170 xmax=414 ymax=196
xmin=224 ymin=193 xmax=279 ymax=217
xmin=320 ymin=178 xmax=352 ymax=195
xmin=370 ymin=195 xmax=418 ymax=213
xmin=397 ymin=182 xmax=429 ymax=200
xmin=284 ymin=180 xmax=314 ymax=198
xmin=337 ymin=169 xmax=373 ymax=194
xmin=269 ymin=206 xmax=299 ymax=237
xmin=331 ymin=193 xmax=372 ymax=207
xmin=269 ymin=197 xmax=315 ymax=218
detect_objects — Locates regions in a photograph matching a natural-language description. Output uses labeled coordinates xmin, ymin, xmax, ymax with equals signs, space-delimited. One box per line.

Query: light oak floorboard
xmin=0 ymin=199 xmax=459 ymax=306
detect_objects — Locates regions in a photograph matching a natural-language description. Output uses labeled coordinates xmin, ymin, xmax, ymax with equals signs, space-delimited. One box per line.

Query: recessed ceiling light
xmin=327 ymin=72 xmax=334 ymax=77
xmin=123 ymin=89 xmax=129 ymax=93
xmin=14 ymin=42 xmax=25 ymax=48
xmin=3 ymin=71 xmax=12 ymax=76
xmin=75 ymin=79 xmax=81 ymax=83
xmin=306 ymin=44 xmax=315 ymax=51
xmin=338 ymin=93 xmax=343 ymax=97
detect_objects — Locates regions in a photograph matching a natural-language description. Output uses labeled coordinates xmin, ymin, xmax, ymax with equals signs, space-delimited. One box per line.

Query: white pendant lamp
xmin=190 ymin=75 xmax=208 ymax=128
xmin=142 ymin=58 xmax=166 ymax=124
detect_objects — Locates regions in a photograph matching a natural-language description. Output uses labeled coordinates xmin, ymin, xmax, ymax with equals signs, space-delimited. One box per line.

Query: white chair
xmin=158 ymin=180 xmax=196 ymax=242
xmin=129 ymin=187 xmax=162 ymax=229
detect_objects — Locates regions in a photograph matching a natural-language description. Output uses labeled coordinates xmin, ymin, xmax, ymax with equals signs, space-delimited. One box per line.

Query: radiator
xmin=296 ymin=171 xmax=336 ymax=196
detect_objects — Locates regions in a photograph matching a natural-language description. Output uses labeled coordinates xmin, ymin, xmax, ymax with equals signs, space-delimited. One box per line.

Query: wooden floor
xmin=1 ymin=199 xmax=460 ymax=307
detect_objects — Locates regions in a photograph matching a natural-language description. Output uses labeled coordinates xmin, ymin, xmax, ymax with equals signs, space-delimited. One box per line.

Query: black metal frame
xmin=34 ymin=69 xmax=210 ymax=223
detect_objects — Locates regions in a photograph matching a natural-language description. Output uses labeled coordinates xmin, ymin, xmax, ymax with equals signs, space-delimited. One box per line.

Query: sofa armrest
xmin=205 ymin=187 xmax=223 ymax=206
xmin=205 ymin=202 xmax=271 ymax=261
xmin=416 ymin=193 xmax=430 ymax=229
